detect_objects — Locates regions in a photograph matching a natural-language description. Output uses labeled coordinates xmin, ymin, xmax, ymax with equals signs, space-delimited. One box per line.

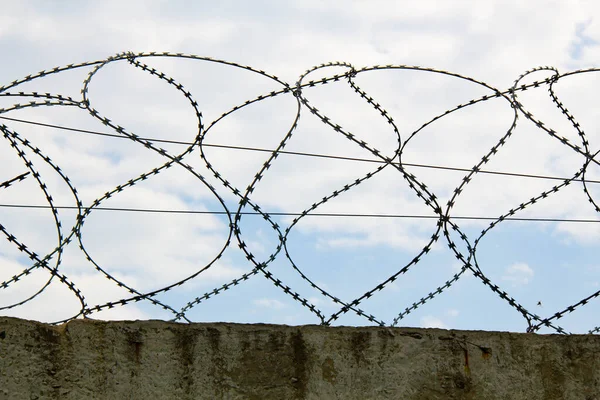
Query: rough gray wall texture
xmin=1 ymin=317 xmax=599 ymax=400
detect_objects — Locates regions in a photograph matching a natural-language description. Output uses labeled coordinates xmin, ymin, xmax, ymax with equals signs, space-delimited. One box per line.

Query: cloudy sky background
xmin=1 ymin=0 xmax=600 ymax=333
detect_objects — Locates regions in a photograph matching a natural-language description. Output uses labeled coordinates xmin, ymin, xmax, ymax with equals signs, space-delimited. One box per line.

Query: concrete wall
xmin=1 ymin=316 xmax=599 ymax=400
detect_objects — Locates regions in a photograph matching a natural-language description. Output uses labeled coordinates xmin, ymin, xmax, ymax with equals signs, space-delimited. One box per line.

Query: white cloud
xmin=501 ymin=262 xmax=534 ymax=287
xmin=317 ymin=232 xmax=429 ymax=252
xmin=306 ymin=296 xmax=339 ymax=310
xmin=446 ymin=309 xmax=460 ymax=318
xmin=420 ymin=315 xmax=448 ymax=329
xmin=554 ymin=219 xmax=600 ymax=246
xmin=253 ymin=298 xmax=286 ymax=310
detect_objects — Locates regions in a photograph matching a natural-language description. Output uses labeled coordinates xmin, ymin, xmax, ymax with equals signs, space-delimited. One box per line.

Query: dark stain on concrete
xmin=321 ymin=357 xmax=337 ymax=384
xmin=290 ymin=330 xmax=308 ymax=399
xmin=452 ymin=370 xmax=472 ymax=392
xmin=437 ymin=334 xmax=474 ymax=398
xmin=350 ymin=331 xmax=370 ymax=365
xmin=268 ymin=331 xmax=286 ymax=351
xmin=95 ymin=321 xmax=110 ymax=393
xmin=398 ymin=330 xmax=423 ymax=340
xmin=226 ymin=328 xmax=300 ymax=399
xmin=206 ymin=327 xmax=227 ymax=399
xmin=33 ymin=323 xmax=61 ymax=345
xmin=565 ymin=339 xmax=597 ymax=396
xmin=538 ymin=342 xmax=566 ymax=400
xmin=206 ymin=327 xmax=221 ymax=352
xmin=481 ymin=346 xmax=492 ymax=360
xmin=124 ymin=326 xmax=145 ymax=398
xmin=126 ymin=329 xmax=144 ymax=364
xmin=176 ymin=327 xmax=199 ymax=396
xmin=463 ymin=347 xmax=471 ymax=377
xmin=33 ymin=323 xmax=63 ymax=398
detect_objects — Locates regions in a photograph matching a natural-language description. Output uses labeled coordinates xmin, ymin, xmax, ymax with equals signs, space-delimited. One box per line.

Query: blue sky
xmin=1 ymin=1 xmax=600 ymax=334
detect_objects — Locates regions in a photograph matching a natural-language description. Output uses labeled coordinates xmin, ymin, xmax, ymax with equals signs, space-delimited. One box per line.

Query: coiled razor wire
xmin=0 ymin=52 xmax=599 ymax=333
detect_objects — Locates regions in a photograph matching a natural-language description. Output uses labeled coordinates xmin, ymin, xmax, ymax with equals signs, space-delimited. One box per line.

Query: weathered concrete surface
xmin=1 ymin=317 xmax=599 ymax=400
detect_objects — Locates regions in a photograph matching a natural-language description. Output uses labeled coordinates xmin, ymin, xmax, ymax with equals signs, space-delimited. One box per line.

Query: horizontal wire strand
xmin=0 ymin=203 xmax=597 ymax=223
xmin=1 ymin=114 xmax=597 ymax=184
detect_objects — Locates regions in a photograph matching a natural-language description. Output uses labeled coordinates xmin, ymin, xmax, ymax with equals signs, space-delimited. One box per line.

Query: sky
xmin=1 ymin=0 xmax=600 ymax=334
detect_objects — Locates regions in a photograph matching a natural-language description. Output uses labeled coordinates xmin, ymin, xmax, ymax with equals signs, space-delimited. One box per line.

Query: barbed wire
xmin=1 ymin=52 xmax=599 ymax=333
